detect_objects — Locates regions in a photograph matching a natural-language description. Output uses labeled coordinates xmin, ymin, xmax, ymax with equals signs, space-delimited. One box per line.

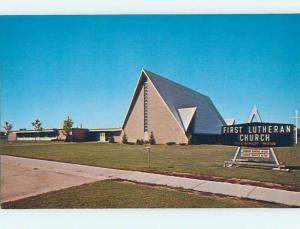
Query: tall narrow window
xmin=144 ymin=79 xmax=148 ymax=132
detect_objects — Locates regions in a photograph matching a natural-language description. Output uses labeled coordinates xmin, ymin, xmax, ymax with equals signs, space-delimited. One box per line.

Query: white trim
xmin=89 ymin=128 xmax=122 ymax=132
xmin=16 ymin=137 xmax=57 ymax=141
xmin=12 ymin=129 xmax=56 ymax=133
xmin=224 ymin=118 xmax=235 ymax=126
xmin=178 ymin=107 xmax=197 ymax=131
xmin=248 ymin=105 xmax=262 ymax=123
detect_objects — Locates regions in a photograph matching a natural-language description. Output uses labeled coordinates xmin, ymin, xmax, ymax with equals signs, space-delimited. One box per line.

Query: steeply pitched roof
xmin=143 ymin=69 xmax=226 ymax=134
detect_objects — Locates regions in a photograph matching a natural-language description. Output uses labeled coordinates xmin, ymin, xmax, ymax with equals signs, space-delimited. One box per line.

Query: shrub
xmin=51 ymin=139 xmax=63 ymax=142
xmin=127 ymin=142 xmax=135 ymax=145
xmin=108 ymin=136 xmax=115 ymax=143
xmin=188 ymin=135 xmax=192 ymax=145
xmin=149 ymin=131 xmax=156 ymax=145
xmin=144 ymin=140 xmax=149 ymax=144
xmin=122 ymin=132 xmax=128 ymax=144
xmin=166 ymin=142 xmax=176 ymax=145
xmin=65 ymin=135 xmax=72 ymax=142
xmin=179 ymin=143 xmax=187 ymax=146
xmin=136 ymin=139 xmax=144 ymax=145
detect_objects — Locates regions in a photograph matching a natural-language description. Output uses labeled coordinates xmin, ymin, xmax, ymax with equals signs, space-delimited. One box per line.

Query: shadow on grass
xmin=287 ymin=166 xmax=300 ymax=170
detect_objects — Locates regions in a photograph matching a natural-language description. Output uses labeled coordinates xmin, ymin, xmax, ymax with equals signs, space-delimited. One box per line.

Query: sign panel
xmin=222 ymin=122 xmax=295 ymax=147
xmin=240 ymin=149 xmax=270 ymax=158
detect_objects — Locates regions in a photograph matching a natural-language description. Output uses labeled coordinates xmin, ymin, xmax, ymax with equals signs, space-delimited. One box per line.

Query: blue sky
xmin=0 ymin=15 xmax=299 ymax=130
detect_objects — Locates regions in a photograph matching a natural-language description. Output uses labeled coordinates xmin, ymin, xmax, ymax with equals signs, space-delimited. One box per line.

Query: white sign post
xmin=292 ymin=110 xmax=299 ymax=144
xmin=146 ymin=146 xmax=151 ymax=168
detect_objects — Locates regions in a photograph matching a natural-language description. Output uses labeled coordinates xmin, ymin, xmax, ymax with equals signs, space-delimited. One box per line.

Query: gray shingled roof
xmin=143 ymin=69 xmax=226 ymax=134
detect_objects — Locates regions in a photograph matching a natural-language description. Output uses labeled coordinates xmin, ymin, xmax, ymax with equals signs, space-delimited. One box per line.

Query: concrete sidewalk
xmin=1 ymin=155 xmax=300 ymax=206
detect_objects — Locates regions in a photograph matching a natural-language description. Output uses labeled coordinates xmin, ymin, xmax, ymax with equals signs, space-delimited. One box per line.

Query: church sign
xmin=222 ymin=122 xmax=295 ymax=147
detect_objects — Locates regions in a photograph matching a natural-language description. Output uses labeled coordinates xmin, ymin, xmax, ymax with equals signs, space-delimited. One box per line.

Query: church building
xmin=122 ymin=69 xmax=226 ymax=144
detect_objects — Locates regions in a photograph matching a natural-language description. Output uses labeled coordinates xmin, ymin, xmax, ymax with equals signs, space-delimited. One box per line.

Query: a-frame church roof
xmin=247 ymin=105 xmax=262 ymax=123
xmin=123 ymin=69 xmax=226 ymax=135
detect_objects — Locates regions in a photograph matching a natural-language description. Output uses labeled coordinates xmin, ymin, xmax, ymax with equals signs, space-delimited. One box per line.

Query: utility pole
xmin=293 ymin=110 xmax=299 ymax=144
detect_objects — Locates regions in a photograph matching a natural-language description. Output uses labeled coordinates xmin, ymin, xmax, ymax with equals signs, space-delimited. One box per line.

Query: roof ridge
xmin=143 ymin=68 xmax=210 ymax=99
xmin=143 ymin=68 xmax=226 ymax=134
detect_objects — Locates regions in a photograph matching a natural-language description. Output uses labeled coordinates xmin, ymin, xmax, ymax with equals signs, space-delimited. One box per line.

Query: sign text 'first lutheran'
xmin=222 ymin=123 xmax=294 ymax=147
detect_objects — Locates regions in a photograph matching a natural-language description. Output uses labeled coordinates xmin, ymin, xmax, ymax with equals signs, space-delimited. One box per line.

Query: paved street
xmin=1 ymin=155 xmax=300 ymax=206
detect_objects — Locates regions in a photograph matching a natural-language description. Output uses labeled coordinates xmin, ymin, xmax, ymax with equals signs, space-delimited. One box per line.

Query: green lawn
xmin=1 ymin=179 xmax=283 ymax=208
xmin=1 ymin=141 xmax=299 ymax=187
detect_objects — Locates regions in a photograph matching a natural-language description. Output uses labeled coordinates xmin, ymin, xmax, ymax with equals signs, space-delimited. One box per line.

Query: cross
xmin=292 ymin=110 xmax=300 ymax=144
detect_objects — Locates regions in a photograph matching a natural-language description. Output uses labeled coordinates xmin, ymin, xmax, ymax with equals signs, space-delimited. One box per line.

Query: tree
xmin=3 ymin=121 xmax=13 ymax=135
xmin=31 ymin=119 xmax=43 ymax=141
xmin=62 ymin=116 xmax=74 ymax=142
xmin=32 ymin=119 xmax=43 ymax=131
xmin=149 ymin=131 xmax=156 ymax=145
xmin=122 ymin=132 xmax=128 ymax=144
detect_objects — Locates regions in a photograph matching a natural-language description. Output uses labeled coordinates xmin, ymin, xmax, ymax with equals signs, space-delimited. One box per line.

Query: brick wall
xmin=122 ymin=76 xmax=188 ymax=144
xmin=147 ymin=80 xmax=188 ymax=144
xmin=122 ymin=86 xmax=145 ymax=143
xmin=8 ymin=132 xmax=17 ymax=141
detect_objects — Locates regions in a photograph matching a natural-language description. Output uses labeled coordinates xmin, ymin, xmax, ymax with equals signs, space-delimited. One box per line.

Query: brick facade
xmin=122 ymin=74 xmax=188 ymax=144
xmin=122 ymin=85 xmax=145 ymax=143
xmin=147 ymin=80 xmax=188 ymax=144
